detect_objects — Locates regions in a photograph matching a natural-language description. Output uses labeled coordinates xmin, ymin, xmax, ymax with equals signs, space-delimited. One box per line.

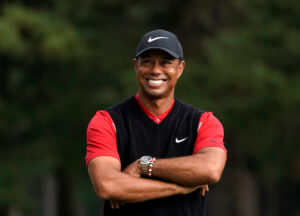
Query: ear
xmin=133 ymin=58 xmax=138 ymax=74
xmin=177 ymin=60 xmax=185 ymax=78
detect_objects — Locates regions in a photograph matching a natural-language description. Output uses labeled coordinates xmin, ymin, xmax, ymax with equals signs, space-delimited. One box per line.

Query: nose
xmin=151 ymin=60 xmax=162 ymax=75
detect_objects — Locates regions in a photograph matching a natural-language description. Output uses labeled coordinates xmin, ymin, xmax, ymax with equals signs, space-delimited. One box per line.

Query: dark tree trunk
xmin=41 ymin=174 xmax=58 ymax=216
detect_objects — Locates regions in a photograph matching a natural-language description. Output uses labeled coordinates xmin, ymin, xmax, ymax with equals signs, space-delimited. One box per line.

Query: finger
xmin=111 ymin=200 xmax=121 ymax=209
xmin=205 ymin=185 xmax=209 ymax=192
xmin=115 ymin=201 xmax=120 ymax=209
xmin=200 ymin=187 xmax=205 ymax=196
xmin=110 ymin=200 xmax=115 ymax=209
xmin=197 ymin=185 xmax=204 ymax=194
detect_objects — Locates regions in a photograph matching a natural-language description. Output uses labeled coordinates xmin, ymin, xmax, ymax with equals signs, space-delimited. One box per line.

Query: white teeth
xmin=148 ymin=79 xmax=163 ymax=84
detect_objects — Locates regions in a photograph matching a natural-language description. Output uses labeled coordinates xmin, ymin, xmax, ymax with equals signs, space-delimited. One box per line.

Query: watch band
xmin=141 ymin=163 xmax=148 ymax=175
xmin=147 ymin=157 xmax=156 ymax=177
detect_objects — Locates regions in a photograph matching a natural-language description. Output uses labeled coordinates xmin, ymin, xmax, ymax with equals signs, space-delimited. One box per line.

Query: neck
xmin=138 ymin=92 xmax=174 ymax=116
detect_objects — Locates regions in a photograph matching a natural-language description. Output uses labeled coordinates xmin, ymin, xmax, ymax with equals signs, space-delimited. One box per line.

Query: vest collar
xmin=135 ymin=93 xmax=175 ymax=124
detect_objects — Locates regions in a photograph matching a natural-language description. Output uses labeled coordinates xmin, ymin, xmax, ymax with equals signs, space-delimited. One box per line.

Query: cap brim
xmin=136 ymin=47 xmax=181 ymax=59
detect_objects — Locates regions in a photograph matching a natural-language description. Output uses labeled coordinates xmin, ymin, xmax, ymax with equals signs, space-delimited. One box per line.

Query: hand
xmin=199 ymin=184 xmax=209 ymax=197
xmin=178 ymin=184 xmax=201 ymax=195
xmin=110 ymin=200 xmax=124 ymax=209
xmin=122 ymin=160 xmax=142 ymax=177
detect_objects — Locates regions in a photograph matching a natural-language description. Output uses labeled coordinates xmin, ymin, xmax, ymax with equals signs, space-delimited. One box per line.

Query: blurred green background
xmin=0 ymin=0 xmax=299 ymax=215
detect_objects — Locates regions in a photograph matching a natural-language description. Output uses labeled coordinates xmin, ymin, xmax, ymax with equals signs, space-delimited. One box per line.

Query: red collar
xmin=135 ymin=94 xmax=175 ymax=124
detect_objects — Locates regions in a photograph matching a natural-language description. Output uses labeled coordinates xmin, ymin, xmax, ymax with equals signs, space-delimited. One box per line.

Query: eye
xmin=162 ymin=60 xmax=172 ymax=65
xmin=141 ymin=59 xmax=151 ymax=64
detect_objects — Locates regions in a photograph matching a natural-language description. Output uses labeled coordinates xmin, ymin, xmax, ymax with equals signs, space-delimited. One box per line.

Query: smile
xmin=146 ymin=79 xmax=167 ymax=86
xmin=149 ymin=79 xmax=163 ymax=84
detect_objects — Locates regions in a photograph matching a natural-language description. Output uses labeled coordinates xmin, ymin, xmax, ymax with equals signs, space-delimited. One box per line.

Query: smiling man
xmin=86 ymin=29 xmax=227 ymax=216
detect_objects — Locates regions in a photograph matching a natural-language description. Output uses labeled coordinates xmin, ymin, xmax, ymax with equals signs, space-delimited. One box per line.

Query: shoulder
xmin=200 ymin=112 xmax=223 ymax=125
xmin=199 ymin=112 xmax=224 ymax=134
xmin=88 ymin=110 xmax=115 ymax=130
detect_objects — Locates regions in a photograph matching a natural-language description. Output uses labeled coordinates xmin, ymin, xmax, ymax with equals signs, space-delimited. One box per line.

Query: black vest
xmin=105 ymin=96 xmax=205 ymax=216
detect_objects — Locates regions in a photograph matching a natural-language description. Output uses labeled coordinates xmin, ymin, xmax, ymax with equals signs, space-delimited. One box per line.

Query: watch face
xmin=140 ymin=155 xmax=152 ymax=164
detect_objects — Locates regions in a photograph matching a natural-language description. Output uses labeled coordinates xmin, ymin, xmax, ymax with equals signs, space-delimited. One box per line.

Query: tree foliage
xmin=0 ymin=0 xmax=299 ymax=215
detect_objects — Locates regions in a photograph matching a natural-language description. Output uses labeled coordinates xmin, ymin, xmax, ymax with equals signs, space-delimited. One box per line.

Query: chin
xmin=143 ymin=90 xmax=171 ymax=100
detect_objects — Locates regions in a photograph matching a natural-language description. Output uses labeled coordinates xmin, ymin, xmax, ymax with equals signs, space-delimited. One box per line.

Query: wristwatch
xmin=139 ymin=155 xmax=156 ymax=177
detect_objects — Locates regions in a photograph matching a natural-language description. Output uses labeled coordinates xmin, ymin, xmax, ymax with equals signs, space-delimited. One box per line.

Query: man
xmin=86 ymin=29 xmax=227 ymax=216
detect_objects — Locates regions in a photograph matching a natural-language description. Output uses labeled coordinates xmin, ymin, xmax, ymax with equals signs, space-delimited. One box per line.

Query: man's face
xmin=133 ymin=50 xmax=185 ymax=99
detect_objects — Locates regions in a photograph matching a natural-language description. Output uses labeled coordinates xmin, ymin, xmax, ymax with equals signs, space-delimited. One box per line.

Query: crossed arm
xmin=88 ymin=147 xmax=227 ymax=205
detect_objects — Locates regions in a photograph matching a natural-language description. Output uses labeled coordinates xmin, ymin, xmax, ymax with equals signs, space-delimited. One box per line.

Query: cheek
xmin=170 ymin=70 xmax=180 ymax=80
xmin=137 ymin=67 xmax=147 ymax=75
xmin=136 ymin=69 xmax=144 ymax=77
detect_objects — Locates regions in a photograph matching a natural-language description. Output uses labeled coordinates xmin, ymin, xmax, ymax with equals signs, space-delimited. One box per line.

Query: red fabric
xmin=85 ymin=111 xmax=119 ymax=166
xmin=85 ymin=98 xmax=226 ymax=166
xmin=193 ymin=112 xmax=226 ymax=154
xmin=135 ymin=94 xmax=174 ymax=124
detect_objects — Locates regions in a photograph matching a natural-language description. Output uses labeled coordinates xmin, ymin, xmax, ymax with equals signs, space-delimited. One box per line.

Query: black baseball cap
xmin=135 ymin=29 xmax=184 ymax=60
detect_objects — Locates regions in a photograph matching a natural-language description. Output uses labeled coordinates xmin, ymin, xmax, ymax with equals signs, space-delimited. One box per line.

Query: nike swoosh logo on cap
xmin=175 ymin=137 xmax=188 ymax=143
xmin=148 ymin=36 xmax=169 ymax=43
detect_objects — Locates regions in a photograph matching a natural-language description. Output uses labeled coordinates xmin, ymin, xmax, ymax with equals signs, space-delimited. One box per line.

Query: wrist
xmin=139 ymin=156 xmax=156 ymax=177
xmin=173 ymin=183 xmax=188 ymax=195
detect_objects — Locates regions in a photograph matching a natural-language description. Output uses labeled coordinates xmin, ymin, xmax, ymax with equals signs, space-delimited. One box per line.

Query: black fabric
xmin=105 ymin=96 xmax=205 ymax=216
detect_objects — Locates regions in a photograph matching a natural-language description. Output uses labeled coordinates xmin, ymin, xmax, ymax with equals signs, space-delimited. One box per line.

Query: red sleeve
xmin=193 ymin=112 xmax=227 ymax=154
xmin=85 ymin=110 xmax=120 ymax=167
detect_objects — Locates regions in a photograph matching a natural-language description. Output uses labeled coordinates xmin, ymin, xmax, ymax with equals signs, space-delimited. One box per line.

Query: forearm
xmin=152 ymin=155 xmax=213 ymax=186
xmin=99 ymin=173 xmax=187 ymax=203
xmin=152 ymin=148 xmax=227 ymax=186
xmin=88 ymin=160 xmax=196 ymax=203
